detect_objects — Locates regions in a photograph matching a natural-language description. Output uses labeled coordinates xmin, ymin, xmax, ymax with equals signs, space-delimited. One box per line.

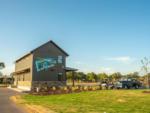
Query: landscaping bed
xmin=30 ymin=85 xmax=103 ymax=95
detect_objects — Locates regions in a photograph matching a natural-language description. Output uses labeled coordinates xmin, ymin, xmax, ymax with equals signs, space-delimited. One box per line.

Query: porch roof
xmin=64 ymin=67 xmax=78 ymax=72
xmin=12 ymin=68 xmax=30 ymax=75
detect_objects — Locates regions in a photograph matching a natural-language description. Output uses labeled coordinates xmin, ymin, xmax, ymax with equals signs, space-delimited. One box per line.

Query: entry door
xmin=58 ymin=73 xmax=63 ymax=81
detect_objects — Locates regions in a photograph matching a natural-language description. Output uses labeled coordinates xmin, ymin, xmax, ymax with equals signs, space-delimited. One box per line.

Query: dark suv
xmin=115 ymin=79 xmax=141 ymax=89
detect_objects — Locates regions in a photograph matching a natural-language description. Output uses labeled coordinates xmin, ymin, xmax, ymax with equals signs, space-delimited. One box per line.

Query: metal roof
xmin=12 ymin=68 xmax=30 ymax=75
xmin=64 ymin=67 xmax=78 ymax=72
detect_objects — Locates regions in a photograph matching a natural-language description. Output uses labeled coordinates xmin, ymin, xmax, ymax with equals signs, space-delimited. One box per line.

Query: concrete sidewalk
xmin=0 ymin=88 xmax=27 ymax=113
xmin=7 ymin=86 xmax=30 ymax=93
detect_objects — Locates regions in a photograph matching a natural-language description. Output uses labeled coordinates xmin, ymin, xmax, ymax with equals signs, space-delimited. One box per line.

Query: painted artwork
xmin=35 ymin=57 xmax=57 ymax=72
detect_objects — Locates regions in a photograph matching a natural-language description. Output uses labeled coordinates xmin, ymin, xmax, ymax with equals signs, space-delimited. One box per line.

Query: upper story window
xmin=58 ymin=56 xmax=63 ymax=64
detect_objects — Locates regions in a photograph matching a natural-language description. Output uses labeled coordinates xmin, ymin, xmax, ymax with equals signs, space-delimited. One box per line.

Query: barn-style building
xmin=13 ymin=40 xmax=77 ymax=90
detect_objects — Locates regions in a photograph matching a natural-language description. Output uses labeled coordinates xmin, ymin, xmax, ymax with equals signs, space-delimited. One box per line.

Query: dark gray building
xmin=13 ymin=40 xmax=77 ymax=90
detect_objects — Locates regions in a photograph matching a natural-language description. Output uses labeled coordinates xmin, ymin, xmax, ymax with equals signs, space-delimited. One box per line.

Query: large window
xmin=58 ymin=56 xmax=63 ymax=64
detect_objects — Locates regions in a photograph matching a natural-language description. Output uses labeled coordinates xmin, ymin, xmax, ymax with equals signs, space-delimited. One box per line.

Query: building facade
xmin=13 ymin=40 xmax=76 ymax=90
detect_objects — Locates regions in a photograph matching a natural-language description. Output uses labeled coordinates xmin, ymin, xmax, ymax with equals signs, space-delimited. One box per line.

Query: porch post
xmin=72 ymin=71 xmax=75 ymax=86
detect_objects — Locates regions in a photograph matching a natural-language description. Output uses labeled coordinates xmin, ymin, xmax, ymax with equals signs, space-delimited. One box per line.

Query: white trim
xmin=18 ymin=86 xmax=31 ymax=91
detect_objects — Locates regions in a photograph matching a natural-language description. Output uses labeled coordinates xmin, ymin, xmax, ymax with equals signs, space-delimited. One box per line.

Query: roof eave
xmin=15 ymin=40 xmax=69 ymax=63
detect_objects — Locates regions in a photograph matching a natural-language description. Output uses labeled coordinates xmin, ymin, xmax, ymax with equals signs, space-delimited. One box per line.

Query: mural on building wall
xmin=35 ymin=56 xmax=63 ymax=72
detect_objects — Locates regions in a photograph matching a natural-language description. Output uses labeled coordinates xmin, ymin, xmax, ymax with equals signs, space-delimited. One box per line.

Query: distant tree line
xmin=67 ymin=71 xmax=149 ymax=84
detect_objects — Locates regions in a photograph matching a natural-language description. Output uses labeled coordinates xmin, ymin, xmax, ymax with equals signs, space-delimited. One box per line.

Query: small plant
xmin=52 ymin=86 xmax=56 ymax=91
xmin=92 ymin=86 xmax=97 ymax=91
xmin=71 ymin=87 xmax=76 ymax=92
xmin=84 ymin=86 xmax=88 ymax=91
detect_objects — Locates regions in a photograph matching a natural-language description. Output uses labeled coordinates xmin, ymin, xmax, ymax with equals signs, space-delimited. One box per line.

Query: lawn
xmin=21 ymin=90 xmax=150 ymax=113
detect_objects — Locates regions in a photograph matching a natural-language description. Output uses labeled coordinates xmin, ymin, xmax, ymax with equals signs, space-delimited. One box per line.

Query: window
xmin=58 ymin=56 xmax=63 ymax=64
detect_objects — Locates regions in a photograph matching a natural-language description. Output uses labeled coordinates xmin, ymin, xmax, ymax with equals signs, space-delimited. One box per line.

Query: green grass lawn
xmin=21 ymin=90 xmax=150 ymax=113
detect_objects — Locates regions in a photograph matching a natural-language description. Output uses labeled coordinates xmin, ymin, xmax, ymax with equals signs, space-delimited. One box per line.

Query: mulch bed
xmin=30 ymin=89 xmax=92 ymax=96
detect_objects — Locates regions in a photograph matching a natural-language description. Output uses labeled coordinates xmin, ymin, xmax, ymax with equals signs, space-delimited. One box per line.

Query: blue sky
xmin=0 ymin=0 xmax=150 ymax=75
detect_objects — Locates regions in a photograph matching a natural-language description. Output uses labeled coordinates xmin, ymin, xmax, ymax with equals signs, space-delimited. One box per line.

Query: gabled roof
xmin=15 ymin=40 xmax=69 ymax=63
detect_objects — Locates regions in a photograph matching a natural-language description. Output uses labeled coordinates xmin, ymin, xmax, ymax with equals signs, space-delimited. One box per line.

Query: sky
xmin=0 ymin=0 xmax=150 ymax=75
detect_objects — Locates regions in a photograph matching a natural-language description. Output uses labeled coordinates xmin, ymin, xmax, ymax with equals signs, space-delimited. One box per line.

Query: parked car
xmin=115 ymin=79 xmax=141 ymax=89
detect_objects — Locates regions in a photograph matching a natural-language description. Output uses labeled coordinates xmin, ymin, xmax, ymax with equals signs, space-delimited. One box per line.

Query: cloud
xmin=99 ymin=67 xmax=115 ymax=74
xmin=74 ymin=61 xmax=85 ymax=65
xmin=80 ymin=67 xmax=115 ymax=74
xmin=105 ymin=56 xmax=135 ymax=64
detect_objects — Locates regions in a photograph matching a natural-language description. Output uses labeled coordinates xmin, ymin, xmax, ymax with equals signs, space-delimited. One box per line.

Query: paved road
xmin=0 ymin=88 xmax=27 ymax=113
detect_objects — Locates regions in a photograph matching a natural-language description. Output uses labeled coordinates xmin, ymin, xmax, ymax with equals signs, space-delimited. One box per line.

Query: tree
xmin=110 ymin=72 xmax=122 ymax=82
xmin=142 ymin=73 xmax=150 ymax=84
xmin=0 ymin=62 xmax=5 ymax=69
xmin=76 ymin=72 xmax=86 ymax=82
xmin=141 ymin=57 xmax=150 ymax=88
xmin=0 ymin=72 xmax=2 ymax=76
xmin=66 ymin=72 xmax=72 ymax=81
xmin=98 ymin=73 xmax=108 ymax=82
xmin=0 ymin=62 xmax=5 ymax=77
xmin=86 ymin=72 xmax=97 ymax=82
xmin=127 ymin=72 xmax=140 ymax=79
